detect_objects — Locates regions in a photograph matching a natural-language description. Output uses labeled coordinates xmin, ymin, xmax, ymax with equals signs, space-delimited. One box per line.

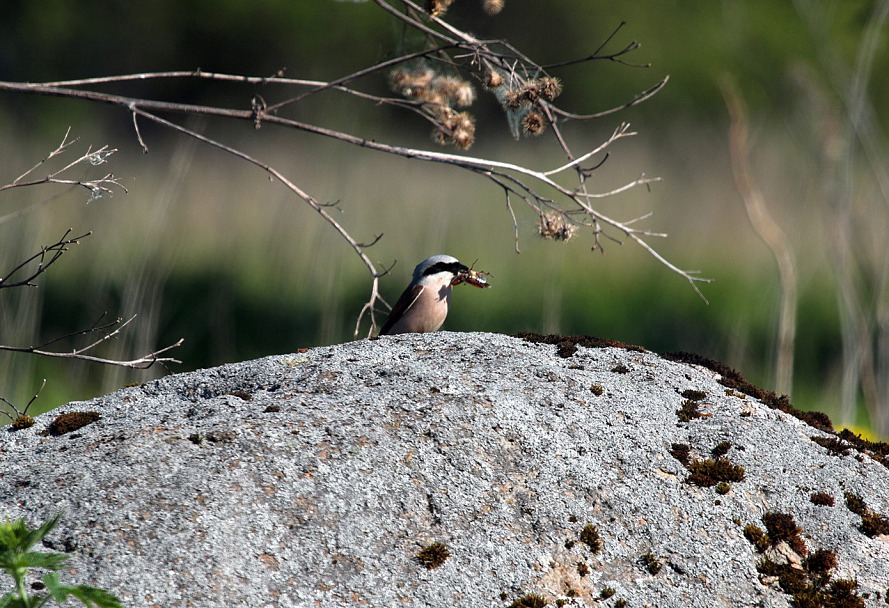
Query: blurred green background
xmin=1 ymin=1 xmax=888 ymax=436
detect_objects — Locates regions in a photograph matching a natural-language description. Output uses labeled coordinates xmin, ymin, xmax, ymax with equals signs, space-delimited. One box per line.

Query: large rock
xmin=1 ymin=332 xmax=888 ymax=607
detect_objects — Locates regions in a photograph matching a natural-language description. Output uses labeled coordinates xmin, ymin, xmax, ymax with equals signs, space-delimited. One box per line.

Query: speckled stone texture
xmin=1 ymin=332 xmax=887 ymax=607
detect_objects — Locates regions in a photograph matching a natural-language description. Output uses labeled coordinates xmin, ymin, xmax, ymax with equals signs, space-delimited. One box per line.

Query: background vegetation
xmin=1 ymin=1 xmax=887 ymax=435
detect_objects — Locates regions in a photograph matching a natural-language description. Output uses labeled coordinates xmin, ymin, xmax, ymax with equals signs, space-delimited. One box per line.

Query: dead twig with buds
xmin=0 ymin=127 xmax=126 ymax=201
xmin=0 ymin=379 xmax=47 ymax=430
xmin=0 ymin=0 xmax=711 ymax=336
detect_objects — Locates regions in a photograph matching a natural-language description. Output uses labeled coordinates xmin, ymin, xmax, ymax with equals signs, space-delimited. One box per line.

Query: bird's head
xmin=411 ymin=254 xmax=470 ymax=288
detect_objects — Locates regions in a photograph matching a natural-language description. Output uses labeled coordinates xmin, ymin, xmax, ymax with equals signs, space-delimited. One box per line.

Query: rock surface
xmin=1 ymin=331 xmax=888 ymax=607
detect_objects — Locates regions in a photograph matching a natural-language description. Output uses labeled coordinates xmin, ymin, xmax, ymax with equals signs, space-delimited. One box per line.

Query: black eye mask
xmin=423 ymin=261 xmax=469 ymax=277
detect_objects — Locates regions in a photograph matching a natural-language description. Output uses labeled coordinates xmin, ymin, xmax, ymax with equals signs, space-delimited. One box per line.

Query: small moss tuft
xmin=810 ymin=492 xmax=835 ymax=507
xmin=614 ymin=600 xmax=628 ymax=608
xmin=579 ymin=524 xmax=602 ymax=553
xmin=686 ymin=457 xmax=746 ymax=487
xmin=711 ymin=441 xmax=732 ymax=457
xmin=599 ymin=587 xmax=615 ymax=599
xmin=669 ymin=443 xmax=691 ymax=466
xmin=762 ymin=512 xmax=806 ymax=556
xmin=812 ymin=435 xmax=851 ymax=456
xmin=804 ymin=549 xmax=837 ymax=578
xmin=676 ymin=400 xmax=705 ymax=422
xmin=576 ymin=562 xmax=589 ymax=577
xmin=640 ymin=552 xmax=662 ymax=575
xmin=509 ymin=593 xmax=548 ymax=608
xmin=11 ymin=415 xmax=34 ymax=431
xmin=844 ymin=492 xmax=868 ymax=516
xmin=681 ymin=389 xmax=707 ymax=401
xmin=860 ymin=511 xmax=889 ymax=537
xmin=715 ymin=482 xmax=731 ymax=495
xmin=744 ymin=524 xmax=770 ymax=552
xmin=762 ymin=512 xmax=801 ymax=543
xmin=826 ymin=579 xmax=864 ymax=607
xmin=45 ymin=411 xmax=100 ymax=436
xmin=778 ymin=566 xmax=809 ymax=595
xmin=843 ymin=492 xmax=889 ymax=536
xmin=416 ymin=541 xmax=450 ymax=569
xmin=590 ymin=384 xmax=604 ymax=396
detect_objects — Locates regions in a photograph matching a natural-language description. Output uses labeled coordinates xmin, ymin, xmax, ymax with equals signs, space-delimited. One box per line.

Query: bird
xmin=379 ymin=254 xmax=487 ymax=336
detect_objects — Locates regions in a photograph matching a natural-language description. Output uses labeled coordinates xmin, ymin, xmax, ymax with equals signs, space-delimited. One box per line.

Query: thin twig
xmin=0 ymin=230 xmax=90 ymax=289
xmin=0 ymin=314 xmax=184 ymax=368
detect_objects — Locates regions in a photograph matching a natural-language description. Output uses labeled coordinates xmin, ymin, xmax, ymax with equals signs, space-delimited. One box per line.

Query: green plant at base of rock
xmin=0 ymin=513 xmax=123 ymax=608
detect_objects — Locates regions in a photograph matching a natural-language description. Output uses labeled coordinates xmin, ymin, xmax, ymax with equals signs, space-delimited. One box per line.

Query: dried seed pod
xmin=539 ymin=211 xmax=576 ymax=241
xmin=433 ymin=76 xmax=475 ymax=106
xmin=427 ymin=0 xmax=455 ymax=16
xmin=390 ymin=66 xmax=434 ymax=99
xmin=452 ymin=125 xmax=475 ymax=149
xmin=539 ymin=76 xmax=563 ymax=101
xmin=484 ymin=69 xmax=504 ymax=89
xmin=483 ymin=0 xmax=504 ymax=15
xmin=521 ymin=82 xmax=541 ymax=103
xmin=502 ymin=89 xmax=524 ymax=109
xmin=522 ymin=110 xmax=546 ymax=136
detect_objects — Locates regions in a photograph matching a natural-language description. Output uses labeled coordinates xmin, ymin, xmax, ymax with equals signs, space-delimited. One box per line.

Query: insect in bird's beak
xmin=451 ymin=262 xmax=492 ymax=288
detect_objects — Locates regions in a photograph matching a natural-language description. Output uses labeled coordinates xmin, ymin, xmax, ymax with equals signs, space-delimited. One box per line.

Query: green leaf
xmin=0 ymin=519 xmax=29 ymax=553
xmin=22 ymin=514 xmax=62 ymax=553
xmin=17 ymin=551 xmax=69 ymax=571
xmin=43 ymin=573 xmax=124 ymax=608
xmin=0 ymin=591 xmax=27 ymax=608
xmin=66 ymin=586 xmax=123 ymax=608
xmin=1 ymin=517 xmax=122 ymax=608
xmin=0 ymin=514 xmax=63 ymax=556
xmin=0 ymin=549 xmax=27 ymax=572
xmin=0 ymin=514 xmax=62 ymax=556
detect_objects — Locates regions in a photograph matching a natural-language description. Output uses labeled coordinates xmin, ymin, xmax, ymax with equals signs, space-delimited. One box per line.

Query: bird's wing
xmin=379 ymin=284 xmax=425 ymax=335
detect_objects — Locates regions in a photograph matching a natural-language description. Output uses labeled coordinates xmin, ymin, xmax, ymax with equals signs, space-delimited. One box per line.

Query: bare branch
xmin=0 ymin=315 xmax=184 ymax=368
xmin=127 ymin=106 xmax=391 ymax=337
xmin=0 ymin=1 xmax=708 ymax=335
xmin=541 ymin=21 xmax=649 ymax=69
xmin=0 ymin=379 xmax=46 ymax=422
xmin=0 ymin=128 xmax=128 ymax=198
xmin=551 ymin=76 xmax=669 ymax=121
xmin=0 ymin=229 xmax=90 ymax=289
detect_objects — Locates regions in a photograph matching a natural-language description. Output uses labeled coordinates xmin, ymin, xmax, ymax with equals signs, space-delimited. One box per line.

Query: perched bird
xmin=379 ymin=254 xmax=488 ymax=336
